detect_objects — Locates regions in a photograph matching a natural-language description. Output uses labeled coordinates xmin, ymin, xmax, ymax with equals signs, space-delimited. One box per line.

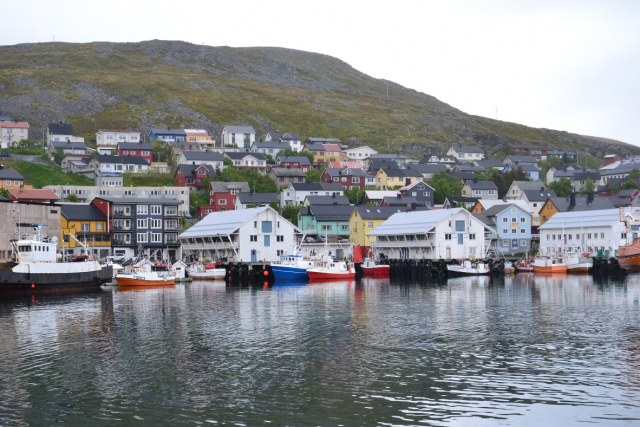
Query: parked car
xmin=304 ymin=237 xmax=316 ymax=243
xmin=317 ymin=235 xmax=328 ymax=242
xmin=338 ymin=238 xmax=349 ymax=243
xmin=0 ymin=152 xmax=10 ymax=158
xmin=106 ymin=254 xmax=126 ymax=263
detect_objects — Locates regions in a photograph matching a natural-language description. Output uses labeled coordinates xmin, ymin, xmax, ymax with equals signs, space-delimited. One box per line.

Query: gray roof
xmin=369 ymin=160 xmax=400 ymax=170
xmin=150 ymin=128 xmax=186 ymax=136
xmin=444 ymin=197 xmax=479 ymax=207
xmin=505 ymin=155 xmax=538 ymax=163
xmin=523 ymin=189 xmax=557 ymax=202
xmin=304 ymin=195 xmax=350 ymax=205
xmin=304 ymin=143 xmax=326 ymax=151
xmin=573 ymin=171 xmax=600 ymax=181
xmin=92 ymin=155 xmax=149 ymax=165
xmin=382 ymin=168 xmax=423 ymax=178
xmin=305 ymin=137 xmax=341 ymax=144
xmin=455 ymin=165 xmax=486 ymax=172
xmin=369 ymin=208 xmax=476 ymax=236
xmin=482 ymin=203 xmax=529 ymax=218
xmin=290 ymin=182 xmax=344 ymax=191
xmin=323 ymin=168 xmax=370 ymax=178
xmin=181 ymin=151 xmax=224 ymax=161
xmin=0 ymin=169 xmax=25 ymax=180
xmin=97 ymin=197 xmax=179 ymax=205
xmin=236 ymin=192 xmax=278 ymax=204
xmin=615 ymin=189 xmax=638 ymax=197
xmin=224 ymin=125 xmax=255 ymax=134
xmin=354 ymin=206 xmax=406 ymax=220
xmin=210 ymin=181 xmax=250 ymax=193
xmin=50 ymin=141 xmax=87 ymax=150
xmin=269 ymin=167 xmax=307 ymax=177
xmin=277 ymin=156 xmax=311 ymax=166
xmin=408 ymin=164 xmax=446 ymax=173
xmin=451 ymin=145 xmax=483 ymax=153
xmin=382 ymin=196 xmax=421 ymax=206
xmin=267 ymin=131 xmax=301 ymax=141
xmin=118 ymin=142 xmax=152 ymax=150
xmin=515 ymin=164 xmax=540 ymax=172
xmin=538 ymin=208 xmax=621 ymax=230
xmin=549 ymin=195 xmax=615 ymax=212
xmin=48 ymin=123 xmax=74 ymax=135
xmin=179 ymin=207 xmax=296 ymax=238
xmin=225 ymin=152 xmax=267 ymax=161
xmin=252 ymin=140 xmax=290 ymax=150
xmin=514 ymin=181 xmax=546 ymax=191
xmin=176 ymin=164 xmax=215 ymax=177
xmin=602 ymin=162 xmax=640 ymax=176
xmin=475 ymin=159 xmax=505 ymax=168
xmin=61 ymin=204 xmax=106 ymax=221
xmin=308 ymin=204 xmax=354 ymax=221
xmin=368 ymin=153 xmax=413 ymax=160
xmin=466 ymin=181 xmax=498 ymax=190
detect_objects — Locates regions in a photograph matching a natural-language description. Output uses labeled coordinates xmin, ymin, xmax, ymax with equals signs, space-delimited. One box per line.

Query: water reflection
xmin=0 ymin=274 xmax=639 ymax=425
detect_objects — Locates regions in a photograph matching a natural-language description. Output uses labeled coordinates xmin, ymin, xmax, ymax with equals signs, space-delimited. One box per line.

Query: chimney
xmin=397 ymin=193 xmax=401 ymax=199
xmin=570 ymin=191 xmax=576 ymax=209
xmin=473 ymin=177 xmax=478 ymax=183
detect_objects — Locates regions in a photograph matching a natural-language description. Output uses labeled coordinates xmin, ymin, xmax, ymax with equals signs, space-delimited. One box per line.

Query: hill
xmin=0 ymin=40 xmax=637 ymax=159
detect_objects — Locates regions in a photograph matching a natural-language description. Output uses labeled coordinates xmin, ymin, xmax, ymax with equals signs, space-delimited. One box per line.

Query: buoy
xmin=31 ymin=284 xmax=35 ymax=288
xmin=263 ymin=270 xmax=269 ymax=277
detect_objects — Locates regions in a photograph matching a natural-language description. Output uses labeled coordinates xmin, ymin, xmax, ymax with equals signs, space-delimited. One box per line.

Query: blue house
xmin=503 ymin=163 xmax=540 ymax=181
xmin=474 ymin=203 xmax=532 ymax=255
xmin=149 ymin=127 xmax=186 ymax=143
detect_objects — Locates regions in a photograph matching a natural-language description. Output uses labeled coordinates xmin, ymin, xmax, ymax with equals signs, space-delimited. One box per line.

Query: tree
xmin=151 ymin=138 xmax=172 ymax=164
xmin=430 ymin=171 xmax=463 ymax=204
xmin=52 ymin=147 xmax=65 ymax=164
xmin=306 ymin=167 xmax=324 ymax=183
xmin=547 ymin=155 xmax=563 ymax=166
xmin=548 ymin=177 xmax=573 ymax=197
xmin=579 ymin=177 xmax=596 ymax=195
xmin=612 ymin=181 xmax=622 ymax=194
xmin=537 ymin=160 xmax=552 ymax=183
xmin=0 ymin=188 xmax=10 ymax=199
xmin=629 ymin=168 xmax=640 ymax=179
xmin=265 ymin=154 xmax=275 ymax=164
xmin=623 ymin=180 xmax=639 ymax=190
xmin=66 ymin=194 xmax=79 ymax=203
xmin=281 ymin=205 xmax=300 ymax=227
xmin=269 ymin=201 xmax=281 ymax=213
xmin=344 ymin=187 xmax=366 ymax=205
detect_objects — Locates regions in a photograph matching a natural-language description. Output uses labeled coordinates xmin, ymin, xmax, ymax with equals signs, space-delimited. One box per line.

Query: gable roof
xmin=210 ymin=181 xmax=250 ymax=193
xmin=277 ymin=156 xmax=311 ymax=166
xmin=323 ymin=167 xmax=370 ymax=178
xmin=61 ymin=204 xmax=106 ymax=221
xmin=548 ymin=195 xmax=615 ymax=212
xmin=305 ymin=137 xmax=341 ymax=144
xmin=290 ymin=182 xmax=344 ymax=192
xmin=8 ymin=188 xmax=58 ymax=200
xmin=322 ymin=143 xmax=342 ymax=152
xmin=236 ymin=192 xmax=279 ymax=204
xmin=475 ymin=159 xmax=505 ymax=168
xmin=368 ymin=208 xmax=471 ymax=236
xmin=0 ymin=169 xmax=25 ymax=181
xmin=176 ymin=164 xmax=215 ymax=177
xmin=267 ymin=131 xmax=301 ymax=141
xmin=353 ymin=206 xmax=406 ymax=220
xmin=482 ymin=203 xmax=530 ymax=218
xmin=399 ymin=180 xmax=435 ymax=192
xmin=382 ymin=195 xmax=421 ymax=206
xmin=450 ymin=145 xmax=483 ymax=153
xmin=363 ymin=190 xmax=400 ymax=200
xmin=404 ymin=164 xmax=446 ymax=174
xmin=150 ymin=128 xmax=186 ymax=136
xmin=523 ymin=189 xmax=557 ymax=202
xmin=328 ymin=161 xmax=364 ymax=169
xmin=304 ymin=143 xmax=326 ymax=151
xmin=538 ymin=208 xmax=622 ymax=229
xmin=466 ymin=180 xmax=498 ymax=190
xmin=308 ymin=204 xmax=354 ymax=221
xmin=476 ymin=199 xmax=533 ymax=213
xmin=118 ymin=142 xmax=152 ymax=150
xmin=224 ymin=125 xmax=255 ymax=134
xmin=225 ymin=152 xmax=267 ymax=161
xmin=269 ymin=167 xmax=307 ymax=177
xmin=181 ymin=151 xmax=224 ymax=161
xmin=504 ymin=155 xmax=538 ymax=163
xmin=0 ymin=121 xmax=29 ymax=129
xmin=252 ymin=139 xmax=291 ymax=149
xmin=368 ymin=153 xmax=413 ymax=160
xmin=369 ymin=160 xmax=399 ymax=170
xmin=48 ymin=123 xmax=74 ymax=135
xmin=50 ymin=141 xmax=87 ymax=150
xmin=92 ymin=155 xmax=149 ymax=165
xmin=179 ymin=207 xmax=276 ymax=238
xmin=304 ymin=195 xmax=350 ymax=205
xmin=573 ymin=171 xmax=600 ymax=181
xmin=513 ymin=181 xmax=546 ymax=191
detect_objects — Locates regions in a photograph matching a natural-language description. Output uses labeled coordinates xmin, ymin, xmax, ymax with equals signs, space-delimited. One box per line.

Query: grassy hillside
xmin=2 ymin=160 xmax=93 ymax=188
xmin=0 ymin=40 xmax=637 ymax=159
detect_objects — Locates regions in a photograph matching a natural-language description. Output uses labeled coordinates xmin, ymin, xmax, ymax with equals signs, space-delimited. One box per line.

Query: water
xmin=1 ymin=274 xmax=640 ymax=426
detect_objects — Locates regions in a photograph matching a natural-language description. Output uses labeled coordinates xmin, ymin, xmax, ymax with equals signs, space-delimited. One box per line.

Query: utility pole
xmin=495 ymin=108 xmax=497 ymax=120
xmin=386 ymin=82 xmax=389 ymax=100
xmin=53 ymin=36 xmax=55 ymax=53
xmin=202 ymin=42 xmax=204 ymax=60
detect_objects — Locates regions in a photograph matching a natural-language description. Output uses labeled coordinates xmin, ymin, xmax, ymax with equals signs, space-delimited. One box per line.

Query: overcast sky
xmin=2 ymin=0 xmax=639 ymax=145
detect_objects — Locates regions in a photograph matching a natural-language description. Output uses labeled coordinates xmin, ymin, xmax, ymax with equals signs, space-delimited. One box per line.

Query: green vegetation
xmin=1 ymin=159 xmax=94 ymax=188
xmin=123 ymin=171 xmax=176 ymax=187
xmin=66 ymin=194 xmax=79 ymax=202
xmin=629 ymin=168 xmax=640 ymax=179
xmin=281 ymin=205 xmax=300 ymax=226
xmin=623 ymin=180 xmax=639 ymax=190
xmin=430 ymin=171 xmax=463 ymax=204
xmin=579 ymin=177 xmax=596 ymax=195
xmin=549 ymin=177 xmax=573 ymax=197
xmin=0 ymin=146 xmax=46 ymax=156
xmin=344 ymin=187 xmax=366 ymax=205
xmin=485 ymin=167 xmax=528 ymax=199
xmin=306 ymin=168 xmax=322 ymax=183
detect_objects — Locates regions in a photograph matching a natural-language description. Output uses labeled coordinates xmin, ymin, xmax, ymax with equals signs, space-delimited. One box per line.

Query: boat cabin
xmin=15 ymin=238 xmax=58 ymax=263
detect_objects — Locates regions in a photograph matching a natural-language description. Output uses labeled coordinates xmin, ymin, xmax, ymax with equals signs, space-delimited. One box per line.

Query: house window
xmin=455 ymin=221 xmax=465 ymax=232
xmin=321 ymin=225 xmax=332 ymax=231
xmin=469 ymin=234 xmax=476 ymax=240
xmin=141 ymin=151 xmax=149 ymax=156
xmin=250 ymin=235 xmax=257 ymax=242
xmin=503 ymin=228 xmax=508 ymax=234
xmin=520 ymin=229 xmax=526 ymax=234
xmin=150 ymin=205 xmax=161 ymax=215
xmin=262 ymin=221 xmax=273 ymax=232
xmin=151 ymin=219 xmax=161 ymax=228
xmin=503 ymin=217 xmax=508 ymax=223
xmin=368 ymin=222 xmax=373 ymax=227
xmin=137 ymin=233 xmax=148 ymax=242
xmin=520 ymin=240 xmax=527 ymax=246
xmin=511 ymin=207 xmax=517 ymax=213
xmin=340 ymin=225 xmax=349 ymax=231
xmin=474 ymin=190 xmax=482 ymax=196
xmin=511 ymin=229 xmax=517 ymax=234
xmin=543 ymin=216 xmax=547 ymax=221
xmin=96 ymin=223 xmax=104 ymax=230
xmin=601 ymin=233 xmax=605 ymax=238
xmin=488 ymin=190 xmax=496 ymax=195
xmin=511 ymin=217 xmax=516 ymax=223
xmin=424 ymin=192 xmax=430 ymax=196
xmin=137 ymin=219 xmax=148 ymax=228
xmin=588 ymin=233 xmax=592 ymax=239
xmin=277 ymin=235 xmax=284 ymax=242
xmin=445 ymin=234 xmax=452 ymax=240
xmin=151 ymin=233 xmax=162 ymax=242
xmin=219 ymin=199 xmax=227 ymax=205
xmin=520 ymin=217 xmax=525 ymax=223
xmin=137 ymin=205 xmax=148 ymax=215
xmin=123 ymin=150 xmax=128 ymax=155
xmin=164 ymin=206 xmax=178 ymax=216
xmin=264 ymin=235 xmax=270 ymax=246
xmin=81 ymin=223 xmax=90 ymax=231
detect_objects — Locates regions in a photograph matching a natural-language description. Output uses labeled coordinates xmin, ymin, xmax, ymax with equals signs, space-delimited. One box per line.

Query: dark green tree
xmin=622 ymin=180 xmax=639 ymax=190
xmin=548 ymin=177 xmax=573 ymax=197
xmin=430 ymin=171 xmax=463 ymax=204
xmin=66 ymin=194 xmax=79 ymax=203
xmin=579 ymin=177 xmax=596 ymax=195
xmin=281 ymin=205 xmax=300 ymax=226
xmin=628 ymin=168 xmax=640 ymax=179
xmin=344 ymin=187 xmax=366 ymax=205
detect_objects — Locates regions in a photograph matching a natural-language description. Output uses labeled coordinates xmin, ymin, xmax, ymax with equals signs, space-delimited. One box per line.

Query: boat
xmin=361 ymin=258 xmax=390 ymax=277
xmin=563 ymin=255 xmax=593 ymax=274
xmin=514 ymin=257 xmax=534 ymax=272
xmin=115 ymin=263 xmax=176 ymax=286
xmin=504 ymin=261 xmax=515 ymax=274
xmin=188 ymin=262 xmax=226 ymax=280
xmin=271 ymin=254 xmax=320 ymax=280
xmin=617 ymin=239 xmax=640 ymax=271
xmin=307 ymin=256 xmax=356 ymax=280
xmin=446 ymin=260 xmax=491 ymax=276
xmin=0 ymin=221 xmax=112 ymax=294
xmin=532 ymin=257 xmax=567 ymax=274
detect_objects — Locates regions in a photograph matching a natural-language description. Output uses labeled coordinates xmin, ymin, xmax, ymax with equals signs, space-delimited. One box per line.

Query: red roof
xmin=8 ymin=188 xmax=59 ymax=201
xmin=0 ymin=122 xmax=29 ymax=129
xmin=323 ymin=144 xmax=342 ymax=152
xmin=328 ymin=161 xmax=363 ymax=169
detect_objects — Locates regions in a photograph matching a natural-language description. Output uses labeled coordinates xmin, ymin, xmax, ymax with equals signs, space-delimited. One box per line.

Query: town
xmin=1 ymin=116 xmax=639 ymax=270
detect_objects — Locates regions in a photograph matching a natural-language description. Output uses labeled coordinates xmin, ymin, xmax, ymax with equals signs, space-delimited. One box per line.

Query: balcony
xmin=164 ymin=224 xmax=180 ymax=231
xmin=113 ymin=225 xmax=134 ymax=231
xmin=164 ymin=210 xmax=179 ymax=217
xmin=112 ymin=239 xmax=133 ymax=246
xmin=181 ymin=240 xmax=238 ymax=251
xmin=165 ymin=237 xmax=180 ymax=246
xmin=112 ymin=210 xmax=133 ymax=217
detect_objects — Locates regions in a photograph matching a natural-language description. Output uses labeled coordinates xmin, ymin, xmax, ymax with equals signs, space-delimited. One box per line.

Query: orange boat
xmin=617 ymin=240 xmax=640 ymax=271
xmin=115 ymin=265 xmax=176 ymax=286
xmin=532 ymin=257 xmax=567 ymax=274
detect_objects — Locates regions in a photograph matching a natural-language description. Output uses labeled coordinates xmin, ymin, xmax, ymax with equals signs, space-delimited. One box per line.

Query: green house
xmin=298 ymin=204 xmax=354 ymax=238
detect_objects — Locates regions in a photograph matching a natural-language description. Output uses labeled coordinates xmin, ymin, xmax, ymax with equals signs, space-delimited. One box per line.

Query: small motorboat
xmin=504 ymin=261 xmax=515 ymax=274
xmin=564 ymin=255 xmax=593 ymax=274
xmin=115 ymin=263 xmax=175 ymax=286
xmin=532 ymin=257 xmax=567 ymax=274
xmin=514 ymin=258 xmax=534 ymax=273
xmin=271 ymin=254 xmax=318 ymax=280
xmin=188 ymin=263 xmax=226 ymax=280
xmin=447 ymin=260 xmax=491 ymax=276
xmin=361 ymin=258 xmax=390 ymax=278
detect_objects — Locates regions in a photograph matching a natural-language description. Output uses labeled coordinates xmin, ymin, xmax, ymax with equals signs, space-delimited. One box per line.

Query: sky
xmin=2 ymin=0 xmax=640 ymax=144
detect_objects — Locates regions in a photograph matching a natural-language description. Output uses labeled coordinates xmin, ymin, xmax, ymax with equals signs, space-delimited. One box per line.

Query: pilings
xmin=223 ymin=263 xmax=274 ymax=283
xmin=386 ymin=259 xmax=506 ymax=280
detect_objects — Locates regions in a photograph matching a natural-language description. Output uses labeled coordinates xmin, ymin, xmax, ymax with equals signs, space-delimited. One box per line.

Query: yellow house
xmin=0 ymin=168 xmax=32 ymax=190
xmin=349 ymin=206 xmax=406 ymax=248
xmin=375 ymin=168 xmax=424 ymax=190
xmin=303 ymin=142 xmax=345 ymax=165
xmin=539 ymin=197 xmax=560 ymax=225
xmin=61 ymin=204 xmax=111 ymax=259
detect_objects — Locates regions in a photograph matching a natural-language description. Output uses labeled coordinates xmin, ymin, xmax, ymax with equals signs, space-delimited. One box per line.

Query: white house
xmin=279 ymin=182 xmax=345 ymax=206
xmin=461 ymin=180 xmax=498 ymax=199
xmin=342 ymin=146 xmax=379 ymax=167
xmin=177 ymin=151 xmax=225 ymax=169
xmin=446 ymin=145 xmax=485 ymax=161
xmin=265 ymin=131 xmax=302 ymax=152
xmin=85 ymin=155 xmax=150 ymax=175
xmin=47 ymin=122 xmax=84 ymax=145
xmin=367 ymin=208 xmax=492 ymax=260
xmin=221 ymin=125 xmax=256 ymax=151
xmin=538 ymin=209 xmax=629 ymax=257
xmin=96 ymin=130 xmax=141 ymax=154
xmin=178 ymin=206 xmax=301 ymax=262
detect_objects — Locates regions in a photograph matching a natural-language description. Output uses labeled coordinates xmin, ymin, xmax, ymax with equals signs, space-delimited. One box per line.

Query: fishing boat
xmin=361 ymin=258 xmax=390 ymax=277
xmin=307 ymin=256 xmax=356 ymax=280
xmin=446 ymin=260 xmax=491 ymax=276
xmin=504 ymin=261 xmax=515 ymax=274
xmin=115 ymin=263 xmax=175 ymax=286
xmin=271 ymin=254 xmax=318 ymax=280
xmin=617 ymin=239 xmax=640 ymax=271
xmin=0 ymin=209 xmax=112 ymax=294
xmin=563 ymin=255 xmax=593 ymax=274
xmin=188 ymin=262 xmax=226 ymax=280
xmin=514 ymin=254 xmax=534 ymax=272
xmin=532 ymin=257 xmax=567 ymax=274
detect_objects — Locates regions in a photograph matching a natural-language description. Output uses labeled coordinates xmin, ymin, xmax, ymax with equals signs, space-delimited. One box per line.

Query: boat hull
xmin=617 ymin=253 xmax=640 ymax=271
xmin=188 ymin=269 xmax=226 ymax=280
xmin=271 ymin=265 xmax=309 ymax=280
xmin=532 ymin=265 xmax=567 ymax=273
xmin=116 ymin=276 xmax=176 ymax=286
xmin=447 ymin=267 xmax=491 ymax=276
xmin=307 ymin=271 xmax=356 ymax=280
xmin=0 ymin=263 xmax=113 ymax=294
xmin=361 ymin=265 xmax=390 ymax=278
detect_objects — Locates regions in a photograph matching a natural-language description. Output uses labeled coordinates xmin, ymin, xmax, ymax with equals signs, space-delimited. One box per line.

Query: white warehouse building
xmin=367 ymin=208 xmax=493 ymax=260
xmin=538 ymin=209 xmax=631 ymax=257
xmin=178 ymin=206 xmax=301 ymax=263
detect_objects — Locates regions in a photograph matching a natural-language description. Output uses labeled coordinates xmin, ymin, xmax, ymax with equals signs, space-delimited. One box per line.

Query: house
xmin=302 ymin=142 xmax=328 ymax=165
xmin=234 ymin=193 xmax=279 ymax=210
xmin=521 ymin=189 xmax=558 ymax=225
xmin=84 ymin=155 xmax=149 ymax=175
xmin=546 ymin=151 xmax=577 ymax=162
xmin=474 ymin=203 xmax=532 ymax=255
xmin=221 ymin=125 xmax=256 ymax=150
xmin=276 ymin=156 xmax=311 ymax=172
xmin=438 ymin=155 xmax=459 ymax=168
xmin=148 ymin=127 xmax=186 ymax=143
xmin=367 ymin=208 xmax=491 ymax=260
xmin=298 ymin=205 xmax=354 ymax=239
xmin=174 ymin=164 xmax=215 ymax=192
xmin=361 ymin=190 xmax=401 ymax=206
xmin=503 ymin=163 xmax=540 ymax=180
xmin=0 ymin=121 xmax=29 ymax=148
xmin=177 ymin=151 xmax=224 ymax=169
xmin=96 ymin=130 xmax=141 ymax=154
xmin=368 ymin=159 xmax=400 ymax=175
xmin=208 ymin=181 xmax=251 ymax=213
xmin=60 ymin=204 xmax=110 ymax=259
xmin=452 ymin=165 xmax=486 ymax=174
xmin=117 ymin=142 xmax=153 ymax=165
xmin=615 ymin=189 xmax=639 ymax=202
xmin=446 ymin=144 xmax=485 ymax=161
xmin=461 ymin=180 xmax=498 ymax=199
xmin=342 ymin=146 xmax=378 ymax=166
xmin=380 ymin=195 xmax=422 ymax=207
xmin=47 ymin=140 xmax=88 ymax=156
xmin=0 ymin=168 xmax=30 ymax=190
xmin=184 ymin=129 xmax=216 ymax=149
xmin=397 ymin=180 xmax=435 ymax=208
xmin=442 ymin=197 xmax=479 ymax=209
xmin=473 ymin=159 xmax=505 ymax=171
xmin=47 ymin=122 xmax=84 ymax=145
xmin=511 ymin=145 xmax=531 ymax=155
xmin=8 ymin=188 xmax=59 ymax=203
xmin=546 ymin=165 xmax=575 ymax=183
xmin=471 ymin=199 xmax=532 ymax=216
xmin=265 ymin=131 xmax=302 ymax=152
xmin=268 ymin=167 xmax=307 ymax=189
xmin=179 ymin=206 xmax=301 ymax=263
xmin=302 ymin=195 xmax=351 ymax=206
xmin=367 ymin=153 xmax=413 ymax=167
xmin=529 ymin=147 xmax=548 ymax=159
xmin=91 ymin=197 xmax=182 ymax=261
xmin=320 ymin=167 xmax=375 ymax=190
xmin=169 ymin=141 xmax=203 ymax=161
xmin=503 ymin=155 xmax=538 ymax=167
xmin=251 ymin=139 xmax=291 ymax=157
xmin=539 ymin=193 xmax=615 ymax=226
xmin=572 ymin=170 xmax=600 ymax=192
xmin=375 ymin=167 xmax=423 ymax=190
xmin=600 ymin=162 xmax=640 ymax=186
xmin=349 ymin=206 xmax=407 ymax=248
xmin=448 ymin=171 xmax=476 ymax=183
xmin=505 ymin=181 xmax=548 ymax=200
xmin=61 ymin=154 xmax=91 ymax=173
xmin=538 ymin=209 xmax=628 ymax=257
xmin=604 ymin=154 xmax=619 ymax=166
xmin=328 ymin=161 xmax=364 ymax=170
xmin=420 ymin=153 xmax=441 ymax=164
xmin=224 ymin=152 xmax=268 ymax=174
xmin=401 ymin=163 xmax=446 ymax=180
xmin=279 ymin=182 xmax=345 ymax=206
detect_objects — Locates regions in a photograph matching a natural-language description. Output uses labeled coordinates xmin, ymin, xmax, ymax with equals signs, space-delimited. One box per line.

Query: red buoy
xmin=263 ymin=270 xmax=269 ymax=276
xmin=31 ymin=284 xmax=35 ymax=288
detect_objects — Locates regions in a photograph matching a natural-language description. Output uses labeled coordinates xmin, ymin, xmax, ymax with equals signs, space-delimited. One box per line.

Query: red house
xmin=207 ymin=181 xmax=251 ymax=213
xmin=8 ymin=188 xmax=59 ymax=203
xmin=276 ymin=156 xmax=311 ymax=172
xmin=117 ymin=142 xmax=153 ymax=165
xmin=320 ymin=167 xmax=374 ymax=190
xmin=174 ymin=164 xmax=215 ymax=192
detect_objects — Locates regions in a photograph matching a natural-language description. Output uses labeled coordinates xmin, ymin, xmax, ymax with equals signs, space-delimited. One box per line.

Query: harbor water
xmin=1 ymin=273 xmax=640 ymax=426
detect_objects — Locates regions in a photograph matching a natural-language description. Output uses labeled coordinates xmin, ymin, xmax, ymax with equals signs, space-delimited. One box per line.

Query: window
xmin=150 ymin=205 xmax=161 ymax=215
xmin=368 ymin=221 xmax=373 ymax=227
xmin=455 ymin=221 xmax=465 ymax=232
xmin=474 ymin=190 xmax=482 ymax=196
xmin=469 ymin=233 xmax=476 ymax=240
xmin=137 ymin=219 xmax=148 ymax=228
xmin=137 ymin=233 xmax=148 ymax=242
xmin=254 ymin=221 xmax=257 ymax=228
xmin=218 ymin=198 xmax=227 ymax=205
xmin=503 ymin=228 xmax=508 ymax=234
xmin=123 ymin=150 xmax=129 ymax=155
xmin=533 ymin=203 xmax=538 ymax=208
xmin=262 ymin=221 xmax=273 ymax=233
xmin=488 ymin=190 xmax=496 ymax=195
xmin=277 ymin=235 xmax=284 ymax=242
xmin=424 ymin=192 xmax=430 ymax=196
xmin=321 ymin=225 xmax=333 ymax=231
xmin=137 ymin=205 xmax=148 ymax=215
xmin=340 ymin=225 xmax=349 ymax=231
xmin=588 ymin=233 xmax=592 ymax=239
xmin=503 ymin=217 xmax=508 ymax=223
xmin=568 ymin=234 xmax=572 ymax=240
xmin=264 ymin=235 xmax=270 ymax=246
xmin=542 ymin=216 xmax=547 ymax=221
xmin=151 ymin=233 xmax=162 ymax=243
xmin=511 ymin=207 xmax=517 ymax=213
xmin=164 ymin=206 xmax=177 ymax=216
xmin=520 ymin=229 xmax=526 ymax=234
xmin=151 ymin=219 xmax=161 ymax=229
xmin=520 ymin=217 xmax=525 ymax=223
xmin=512 ymin=229 xmax=517 ymax=234
xmin=511 ymin=217 xmax=516 ymax=223
xmin=469 ymin=247 xmax=476 ymax=255
xmin=250 ymin=235 xmax=258 ymax=242
xmin=96 ymin=223 xmax=104 ymax=231
xmin=520 ymin=240 xmax=526 ymax=246
xmin=601 ymin=233 xmax=605 ymax=239
xmin=445 ymin=234 xmax=452 ymax=240
xmin=141 ymin=151 xmax=150 ymax=156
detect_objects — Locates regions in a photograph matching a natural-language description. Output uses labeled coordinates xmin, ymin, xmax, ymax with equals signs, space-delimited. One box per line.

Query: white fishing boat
xmin=563 ymin=255 xmax=593 ymax=274
xmin=188 ymin=263 xmax=226 ymax=280
xmin=447 ymin=260 xmax=491 ymax=276
xmin=115 ymin=263 xmax=175 ymax=286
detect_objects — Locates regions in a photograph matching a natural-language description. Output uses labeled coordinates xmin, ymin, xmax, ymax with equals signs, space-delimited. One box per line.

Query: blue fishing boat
xmin=271 ymin=254 xmax=317 ymax=280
